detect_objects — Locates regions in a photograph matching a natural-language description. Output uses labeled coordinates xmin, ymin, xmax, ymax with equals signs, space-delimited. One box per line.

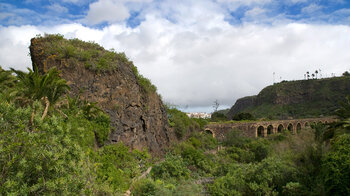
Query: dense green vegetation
xmin=133 ymin=120 xmax=350 ymax=196
xmin=1 ymin=63 xmax=349 ymax=195
xmin=167 ymin=106 xmax=204 ymax=139
xmin=34 ymin=34 xmax=129 ymax=72
xmin=0 ymin=66 xmax=150 ymax=195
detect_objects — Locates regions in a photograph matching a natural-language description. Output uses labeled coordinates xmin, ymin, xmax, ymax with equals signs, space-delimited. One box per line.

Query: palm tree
xmin=11 ymin=66 xmax=70 ymax=124
xmin=315 ymin=70 xmax=318 ymax=79
xmin=312 ymin=73 xmax=315 ymax=79
xmin=306 ymin=71 xmax=310 ymax=80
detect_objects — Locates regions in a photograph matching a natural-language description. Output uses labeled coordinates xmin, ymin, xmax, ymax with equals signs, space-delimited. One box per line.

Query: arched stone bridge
xmin=204 ymin=117 xmax=336 ymax=141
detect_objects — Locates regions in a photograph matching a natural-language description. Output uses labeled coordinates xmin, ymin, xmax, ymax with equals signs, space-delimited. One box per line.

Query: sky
xmin=1 ymin=0 xmax=350 ymax=113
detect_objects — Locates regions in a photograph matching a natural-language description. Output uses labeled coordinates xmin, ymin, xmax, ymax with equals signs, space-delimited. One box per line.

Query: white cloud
xmin=217 ymin=0 xmax=271 ymax=4
xmin=290 ymin=0 xmax=309 ymax=3
xmin=1 ymin=0 xmax=350 ymax=112
xmin=1 ymin=20 xmax=350 ymax=112
xmin=301 ymin=3 xmax=322 ymax=14
xmin=62 ymin=0 xmax=81 ymax=3
xmin=85 ymin=0 xmax=130 ymax=25
xmin=47 ymin=3 xmax=68 ymax=14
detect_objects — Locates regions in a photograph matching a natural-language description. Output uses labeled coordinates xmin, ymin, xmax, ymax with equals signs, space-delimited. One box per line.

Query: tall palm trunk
xmin=42 ymin=97 xmax=50 ymax=120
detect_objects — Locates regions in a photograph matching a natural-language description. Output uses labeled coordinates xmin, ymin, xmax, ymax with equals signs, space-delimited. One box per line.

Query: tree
xmin=342 ymin=71 xmax=350 ymax=77
xmin=322 ymin=134 xmax=350 ymax=195
xmin=213 ymin=99 xmax=220 ymax=112
xmin=306 ymin=71 xmax=310 ymax=80
xmin=311 ymin=73 xmax=315 ymax=79
xmin=11 ymin=66 xmax=69 ymax=122
xmin=315 ymin=70 xmax=318 ymax=79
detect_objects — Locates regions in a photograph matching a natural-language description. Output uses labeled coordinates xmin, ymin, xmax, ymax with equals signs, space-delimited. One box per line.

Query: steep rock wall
xmin=29 ymin=36 xmax=175 ymax=155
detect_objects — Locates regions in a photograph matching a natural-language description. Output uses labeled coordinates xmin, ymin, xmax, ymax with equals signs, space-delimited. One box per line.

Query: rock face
xmin=227 ymin=77 xmax=350 ymax=120
xmin=227 ymin=96 xmax=256 ymax=119
xmin=29 ymin=36 xmax=175 ymax=155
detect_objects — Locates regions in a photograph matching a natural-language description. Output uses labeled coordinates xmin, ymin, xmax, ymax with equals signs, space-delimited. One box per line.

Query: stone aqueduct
xmin=204 ymin=117 xmax=336 ymax=140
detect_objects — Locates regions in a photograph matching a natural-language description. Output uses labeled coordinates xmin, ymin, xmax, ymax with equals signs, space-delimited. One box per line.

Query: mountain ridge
xmin=227 ymin=76 xmax=350 ymax=120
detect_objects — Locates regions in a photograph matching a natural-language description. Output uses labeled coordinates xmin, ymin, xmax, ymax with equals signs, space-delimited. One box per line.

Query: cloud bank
xmin=1 ymin=0 xmax=350 ymax=112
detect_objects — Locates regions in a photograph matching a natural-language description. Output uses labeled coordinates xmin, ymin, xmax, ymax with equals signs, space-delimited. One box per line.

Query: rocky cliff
xmin=227 ymin=96 xmax=256 ymax=117
xmin=227 ymin=77 xmax=350 ymax=120
xmin=29 ymin=34 xmax=175 ymax=155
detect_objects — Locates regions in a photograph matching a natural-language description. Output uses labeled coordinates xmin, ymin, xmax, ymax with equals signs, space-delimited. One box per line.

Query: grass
xmin=34 ymin=34 xmax=132 ymax=72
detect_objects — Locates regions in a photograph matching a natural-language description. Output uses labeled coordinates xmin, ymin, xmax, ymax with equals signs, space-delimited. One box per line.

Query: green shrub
xmin=95 ymin=143 xmax=150 ymax=192
xmin=174 ymin=143 xmax=214 ymax=174
xmin=232 ymin=112 xmax=255 ymax=121
xmin=321 ymin=134 xmax=350 ymax=195
xmin=223 ymin=129 xmax=251 ymax=147
xmin=208 ymin=157 xmax=297 ymax=196
xmin=151 ymin=154 xmax=190 ymax=180
xmin=132 ymin=179 xmax=157 ymax=196
xmin=211 ymin=112 xmax=227 ymax=122
xmin=167 ymin=107 xmax=193 ymax=139
xmin=0 ymin=102 xmax=93 ymax=195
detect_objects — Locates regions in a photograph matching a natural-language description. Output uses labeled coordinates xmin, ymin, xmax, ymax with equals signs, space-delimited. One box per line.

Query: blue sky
xmin=1 ymin=0 xmax=350 ymax=27
xmin=1 ymin=0 xmax=350 ymax=112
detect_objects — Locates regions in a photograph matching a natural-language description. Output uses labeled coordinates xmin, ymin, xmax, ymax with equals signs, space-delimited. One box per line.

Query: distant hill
xmin=227 ymin=76 xmax=350 ymax=120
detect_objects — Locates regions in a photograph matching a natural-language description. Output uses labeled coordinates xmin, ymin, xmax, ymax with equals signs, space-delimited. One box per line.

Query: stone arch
xmin=325 ymin=121 xmax=328 ymax=124
xmin=305 ymin=122 xmax=309 ymax=127
xmin=296 ymin=123 xmax=301 ymax=133
xmin=267 ymin=125 xmax=273 ymax=135
xmin=287 ymin=123 xmax=293 ymax=132
xmin=277 ymin=124 xmax=284 ymax=133
xmin=257 ymin=126 xmax=264 ymax=137
xmin=204 ymin=129 xmax=215 ymax=138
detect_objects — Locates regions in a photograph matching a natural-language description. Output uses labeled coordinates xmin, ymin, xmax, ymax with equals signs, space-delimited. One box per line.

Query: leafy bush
xmin=210 ymin=112 xmax=227 ymax=122
xmin=321 ymin=134 xmax=350 ymax=195
xmin=223 ymin=129 xmax=252 ymax=147
xmin=95 ymin=143 xmax=150 ymax=192
xmin=232 ymin=112 xmax=255 ymax=121
xmin=151 ymin=154 xmax=190 ymax=180
xmin=208 ymin=157 xmax=297 ymax=196
xmin=132 ymin=179 xmax=157 ymax=196
xmin=174 ymin=143 xmax=215 ymax=174
xmin=132 ymin=178 xmax=201 ymax=196
xmin=0 ymin=102 xmax=92 ymax=195
xmin=167 ymin=107 xmax=192 ymax=139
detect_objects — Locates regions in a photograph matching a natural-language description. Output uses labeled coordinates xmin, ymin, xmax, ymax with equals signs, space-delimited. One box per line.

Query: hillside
xmin=1 ymin=35 xmax=350 ymax=195
xmin=29 ymin=34 xmax=175 ymax=155
xmin=227 ymin=77 xmax=350 ymax=120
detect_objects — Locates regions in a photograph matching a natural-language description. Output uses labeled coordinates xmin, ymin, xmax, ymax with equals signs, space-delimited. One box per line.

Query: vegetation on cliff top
xmin=33 ymin=34 xmax=157 ymax=94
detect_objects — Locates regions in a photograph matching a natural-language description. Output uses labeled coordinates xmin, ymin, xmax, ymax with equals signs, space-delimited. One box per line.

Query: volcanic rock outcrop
xmin=30 ymin=35 xmax=175 ymax=155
